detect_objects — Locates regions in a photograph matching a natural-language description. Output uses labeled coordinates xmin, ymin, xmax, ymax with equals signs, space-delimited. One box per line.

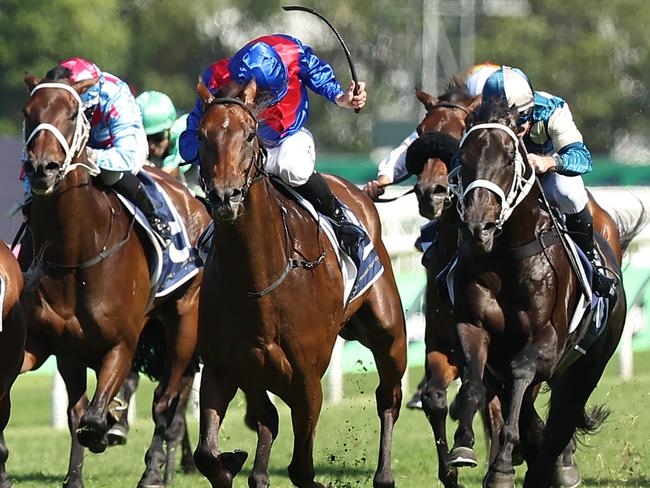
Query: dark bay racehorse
xmin=448 ymin=98 xmax=637 ymax=488
xmin=20 ymin=74 xmax=210 ymax=488
xmin=0 ymin=243 xmax=26 ymax=488
xmin=194 ymin=79 xmax=407 ymax=488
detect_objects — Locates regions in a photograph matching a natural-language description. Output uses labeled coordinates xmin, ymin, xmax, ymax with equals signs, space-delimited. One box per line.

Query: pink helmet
xmin=57 ymin=57 xmax=102 ymax=110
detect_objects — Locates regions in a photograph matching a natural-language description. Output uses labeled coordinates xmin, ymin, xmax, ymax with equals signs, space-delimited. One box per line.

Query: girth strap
xmin=508 ymin=229 xmax=560 ymax=261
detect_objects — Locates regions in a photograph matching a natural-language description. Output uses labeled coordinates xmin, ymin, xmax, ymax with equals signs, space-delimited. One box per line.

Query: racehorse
xmin=20 ymin=73 xmax=210 ymax=488
xmin=447 ymin=97 xmax=637 ymax=488
xmin=193 ymin=79 xmax=407 ymax=488
xmin=0 ymin=242 xmax=26 ymax=488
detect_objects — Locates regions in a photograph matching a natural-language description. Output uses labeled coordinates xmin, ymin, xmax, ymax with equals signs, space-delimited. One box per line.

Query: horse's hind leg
xmin=107 ymin=369 xmax=139 ymax=447
xmin=165 ymin=374 xmax=196 ymax=483
xmin=194 ymin=364 xmax=247 ymax=488
xmin=287 ymin=379 xmax=324 ymax=488
xmin=247 ymin=390 xmax=279 ymax=488
xmin=58 ymin=360 xmax=89 ymax=488
xmin=0 ymin=393 xmax=13 ymax=488
xmin=421 ymin=351 xmax=460 ymax=488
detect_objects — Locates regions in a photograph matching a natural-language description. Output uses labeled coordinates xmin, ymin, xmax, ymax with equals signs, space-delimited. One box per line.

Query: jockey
xmin=481 ymin=65 xmax=615 ymax=297
xmin=136 ymin=92 xmax=205 ymax=198
xmin=364 ymin=62 xmax=498 ymax=200
xmin=179 ymin=34 xmax=367 ymax=256
xmin=43 ymin=58 xmax=172 ymax=241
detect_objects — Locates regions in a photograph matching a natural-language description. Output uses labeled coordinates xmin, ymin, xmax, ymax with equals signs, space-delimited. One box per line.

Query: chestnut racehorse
xmin=193 ymin=79 xmax=407 ymax=488
xmin=20 ymin=74 xmax=210 ymax=488
xmin=0 ymin=242 xmax=26 ymax=488
xmin=448 ymin=98 xmax=638 ymax=488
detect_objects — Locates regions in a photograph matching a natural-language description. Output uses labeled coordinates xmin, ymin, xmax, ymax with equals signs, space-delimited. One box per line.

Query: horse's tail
xmin=614 ymin=198 xmax=648 ymax=255
xmin=133 ymin=319 xmax=200 ymax=381
xmin=575 ymin=404 xmax=610 ymax=440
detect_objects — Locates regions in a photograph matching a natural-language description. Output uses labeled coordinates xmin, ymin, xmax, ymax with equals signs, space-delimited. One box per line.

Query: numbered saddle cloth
xmin=114 ymin=171 xmax=202 ymax=298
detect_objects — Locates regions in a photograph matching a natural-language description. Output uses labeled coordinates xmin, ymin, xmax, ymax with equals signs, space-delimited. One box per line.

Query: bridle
xmin=199 ymin=97 xmax=266 ymax=208
xmin=448 ymin=122 xmax=535 ymax=229
xmin=23 ymin=82 xmax=100 ymax=194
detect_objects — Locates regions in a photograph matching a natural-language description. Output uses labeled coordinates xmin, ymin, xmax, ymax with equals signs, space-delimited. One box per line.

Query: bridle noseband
xmin=24 ymin=82 xmax=100 ymax=194
xmin=448 ymin=122 xmax=535 ymax=229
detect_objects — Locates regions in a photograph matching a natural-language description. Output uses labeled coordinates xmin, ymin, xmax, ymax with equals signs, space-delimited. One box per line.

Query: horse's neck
xmin=31 ymin=170 xmax=109 ymax=261
xmin=212 ymin=179 xmax=289 ymax=283
xmin=502 ymin=186 xmax=546 ymax=248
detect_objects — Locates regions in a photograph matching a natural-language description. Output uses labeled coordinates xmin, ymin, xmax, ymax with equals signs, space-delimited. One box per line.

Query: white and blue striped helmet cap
xmin=482 ymin=66 xmax=534 ymax=114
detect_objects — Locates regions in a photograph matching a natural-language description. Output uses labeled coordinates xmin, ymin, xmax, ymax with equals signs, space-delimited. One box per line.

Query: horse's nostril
xmin=23 ymin=160 xmax=35 ymax=175
xmin=433 ymin=184 xmax=448 ymax=196
xmin=45 ymin=162 xmax=60 ymax=172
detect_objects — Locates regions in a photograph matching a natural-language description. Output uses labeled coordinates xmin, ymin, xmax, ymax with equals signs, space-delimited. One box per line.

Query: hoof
xmin=220 ymin=450 xmax=248 ymax=478
xmin=62 ymin=477 xmax=84 ymax=488
xmin=448 ymin=446 xmax=477 ymax=468
xmin=552 ymin=464 xmax=581 ymax=488
xmin=106 ymin=423 xmax=128 ymax=447
xmin=483 ymin=470 xmax=515 ymax=488
xmin=406 ymin=390 xmax=423 ymax=410
xmin=76 ymin=425 xmax=108 ymax=454
xmin=373 ymin=474 xmax=395 ymax=488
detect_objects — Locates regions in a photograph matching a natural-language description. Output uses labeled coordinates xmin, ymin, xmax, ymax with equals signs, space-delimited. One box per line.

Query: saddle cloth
xmin=114 ymin=171 xmax=202 ymax=298
xmin=197 ymin=179 xmax=384 ymax=307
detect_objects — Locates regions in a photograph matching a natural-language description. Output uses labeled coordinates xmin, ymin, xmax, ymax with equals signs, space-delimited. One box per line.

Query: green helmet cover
xmin=136 ymin=90 xmax=177 ymax=135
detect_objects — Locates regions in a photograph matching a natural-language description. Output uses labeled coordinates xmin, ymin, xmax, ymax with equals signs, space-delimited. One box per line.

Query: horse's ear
xmin=24 ymin=72 xmax=41 ymax=91
xmin=241 ymin=78 xmax=257 ymax=108
xmin=197 ymin=77 xmax=214 ymax=106
xmin=415 ymin=87 xmax=437 ymax=112
xmin=467 ymin=95 xmax=482 ymax=113
xmin=73 ymin=77 xmax=99 ymax=96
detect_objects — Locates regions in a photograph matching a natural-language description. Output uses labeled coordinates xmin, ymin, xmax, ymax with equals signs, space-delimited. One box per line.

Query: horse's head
xmin=452 ymin=97 xmax=535 ymax=253
xmin=410 ymin=82 xmax=480 ymax=219
xmin=22 ymin=73 xmax=98 ymax=196
xmin=197 ymin=79 xmax=262 ymax=222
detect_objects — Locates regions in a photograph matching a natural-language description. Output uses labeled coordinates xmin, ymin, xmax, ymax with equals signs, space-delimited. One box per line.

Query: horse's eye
xmin=246 ymin=130 xmax=256 ymax=142
xmin=70 ymin=111 xmax=78 ymax=120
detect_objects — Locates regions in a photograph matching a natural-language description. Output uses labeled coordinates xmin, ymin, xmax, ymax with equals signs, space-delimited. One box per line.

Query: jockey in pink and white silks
xmin=179 ymin=34 xmax=367 ymax=256
xmin=24 ymin=57 xmax=171 ymax=240
xmin=481 ymin=65 xmax=615 ymax=297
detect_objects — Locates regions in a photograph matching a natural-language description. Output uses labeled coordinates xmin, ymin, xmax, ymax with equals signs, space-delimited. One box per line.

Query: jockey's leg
xmin=265 ymin=128 xmax=364 ymax=256
xmin=542 ymin=173 xmax=615 ymax=297
xmin=103 ymin=169 xmax=172 ymax=242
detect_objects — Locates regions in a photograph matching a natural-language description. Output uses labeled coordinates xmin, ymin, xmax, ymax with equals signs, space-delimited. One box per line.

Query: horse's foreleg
xmin=449 ymin=322 xmax=490 ymax=469
xmin=58 ymin=360 xmax=89 ymax=488
xmin=0 ymin=394 xmax=13 ymax=488
xmin=165 ymin=374 xmax=196 ymax=483
xmin=485 ymin=324 xmax=557 ymax=488
xmin=194 ymin=364 xmax=245 ymax=488
xmin=287 ymin=379 xmax=324 ymax=488
xmin=247 ymin=390 xmax=279 ymax=488
xmin=421 ymin=351 xmax=460 ymax=488
xmin=78 ymin=344 xmax=133 ymax=454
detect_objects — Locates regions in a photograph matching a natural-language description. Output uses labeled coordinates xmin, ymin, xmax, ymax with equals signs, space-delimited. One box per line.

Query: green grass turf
xmin=3 ymin=351 xmax=650 ymax=487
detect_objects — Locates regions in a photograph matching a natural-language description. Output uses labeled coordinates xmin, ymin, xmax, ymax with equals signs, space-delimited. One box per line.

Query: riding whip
xmin=282 ymin=5 xmax=361 ymax=113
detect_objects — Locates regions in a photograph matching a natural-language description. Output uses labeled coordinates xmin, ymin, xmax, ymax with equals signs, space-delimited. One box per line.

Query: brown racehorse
xmin=20 ymin=74 xmax=210 ymax=488
xmin=447 ymin=98 xmax=637 ymax=488
xmin=0 ymin=243 xmax=26 ymax=488
xmin=193 ymin=79 xmax=407 ymax=488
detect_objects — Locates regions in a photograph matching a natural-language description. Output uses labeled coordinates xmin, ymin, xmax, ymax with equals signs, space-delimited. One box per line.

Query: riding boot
xmin=294 ymin=172 xmax=365 ymax=257
xmin=565 ymin=207 xmax=615 ymax=298
xmin=112 ymin=172 xmax=172 ymax=242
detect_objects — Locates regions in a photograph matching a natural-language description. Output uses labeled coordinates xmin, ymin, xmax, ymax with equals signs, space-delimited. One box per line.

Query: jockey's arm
xmin=179 ymin=96 xmax=203 ymax=166
xmin=94 ymin=90 xmax=148 ymax=172
xmin=547 ymin=102 xmax=592 ymax=176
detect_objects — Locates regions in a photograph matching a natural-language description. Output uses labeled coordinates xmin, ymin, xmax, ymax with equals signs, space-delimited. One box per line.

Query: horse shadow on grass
xmin=582 ymin=476 xmax=650 ymax=487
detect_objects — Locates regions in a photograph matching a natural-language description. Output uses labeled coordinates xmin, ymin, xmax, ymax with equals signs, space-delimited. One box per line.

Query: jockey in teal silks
xmin=482 ymin=65 xmax=615 ymax=297
xmin=179 ymin=34 xmax=367 ymax=256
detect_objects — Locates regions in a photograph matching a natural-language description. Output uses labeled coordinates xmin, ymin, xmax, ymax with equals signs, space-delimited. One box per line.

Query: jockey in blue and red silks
xmin=179 ymin=34 xmax=368 ymax=256
xmin=23 ymin=57 xmax=171 ymax=240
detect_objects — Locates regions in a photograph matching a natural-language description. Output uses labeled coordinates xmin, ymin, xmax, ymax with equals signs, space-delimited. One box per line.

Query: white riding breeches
xmin=540 ymin=172 xmax=589 ymax=215
xmin=264 ymin=128 xmax=316 ymax=187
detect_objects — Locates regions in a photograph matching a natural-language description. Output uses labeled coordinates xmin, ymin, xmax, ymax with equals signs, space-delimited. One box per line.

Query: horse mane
xmin=439 ymin=76 xmax=473 ymax=104
xmin=466 ymin=96 xmax=518 ymax=132
xmin=405 ymin=131 xmax=460 ymax=175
